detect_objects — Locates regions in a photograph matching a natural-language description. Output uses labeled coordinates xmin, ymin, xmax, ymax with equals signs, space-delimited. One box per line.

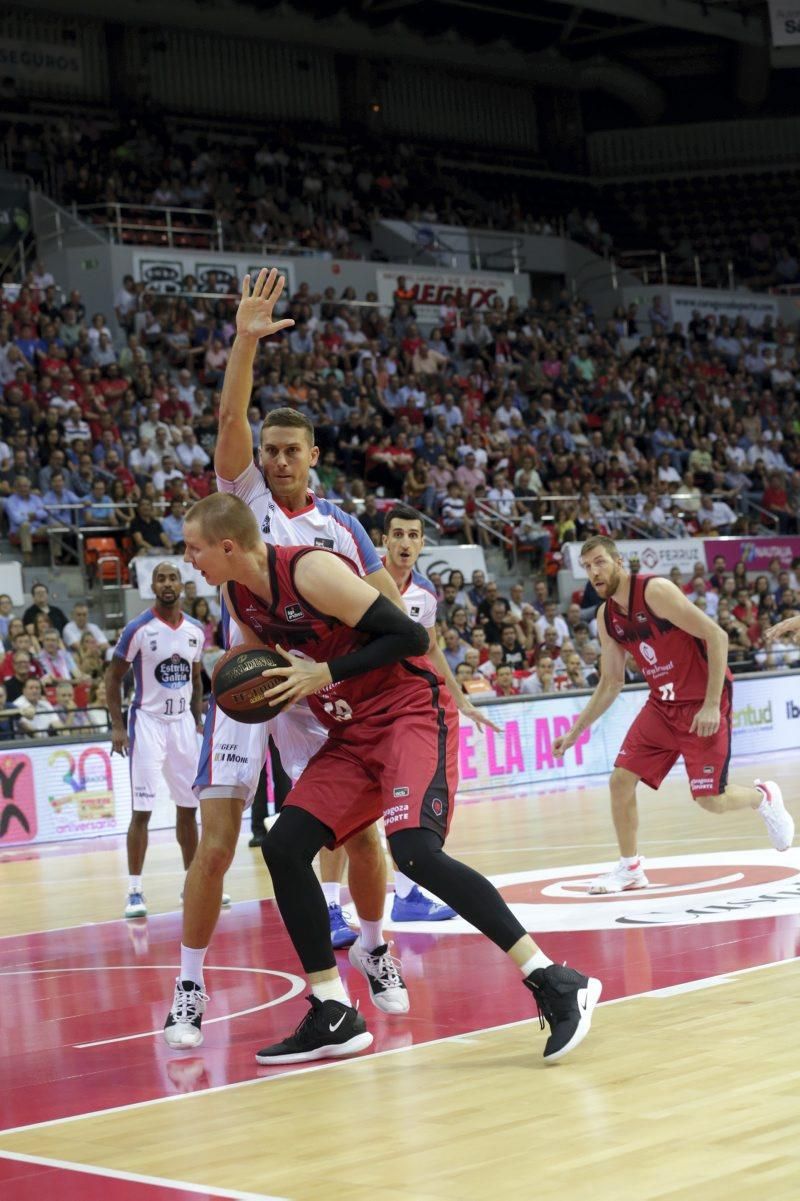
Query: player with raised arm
xmin=107 ymin=563 xmax=208 ymax=919
xmin=163 ymin=269 xmax=408 ymax=1050
xmin=179 ymin=492 xmax=602 ymax=1065
xmin=553 ymin=536 xmax=794 ymax=894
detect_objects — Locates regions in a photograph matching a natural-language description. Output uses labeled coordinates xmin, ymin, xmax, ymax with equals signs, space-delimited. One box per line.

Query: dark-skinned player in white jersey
xmin=553 ymin=536 xmax=794 ymax=894
xmin=180 ymin=492 xmax=602 ymax=1065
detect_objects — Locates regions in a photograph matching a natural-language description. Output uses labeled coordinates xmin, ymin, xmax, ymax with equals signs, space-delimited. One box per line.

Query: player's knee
xmin=388 ymin=828 xmax=440 ymax=883
xmin=694 ymin=792 xmax=726 ymax=814
xmin=609 ymin=767 xmax=637 ymax=800
xmin=344 ymin=824 xmax=382 ymax=866
xmin=129 ymin=810 xmax=151 ymax=828
xmin=261 ymin=809 xmax=329 ymax=876
xmin=195 ymin=833 xmax=236 ymax=876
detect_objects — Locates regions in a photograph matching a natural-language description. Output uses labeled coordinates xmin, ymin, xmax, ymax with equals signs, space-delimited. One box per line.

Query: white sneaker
xmin=348 ymin=941 xmax=410 ymax=1014
xmin=163 ymin=978 xmax=209 ymax=1049
xmin=756 ymin=780 xmax=794 ymax=851
xmin=124 ymin=889 xmax=147 ymax=918
xmin=588 ymin=857 xmax=649 ymax=895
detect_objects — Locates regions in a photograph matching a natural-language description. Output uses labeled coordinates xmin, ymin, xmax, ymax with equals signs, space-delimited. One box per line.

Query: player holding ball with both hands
xmin=182 ymin=492 xmax=602 ymax=1065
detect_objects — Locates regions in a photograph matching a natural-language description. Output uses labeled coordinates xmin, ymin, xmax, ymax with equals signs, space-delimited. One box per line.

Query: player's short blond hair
xmin=580 ymin=534 xmax=620 ymax=560
xmin=184 ymin=493 xmax=261 ymax=550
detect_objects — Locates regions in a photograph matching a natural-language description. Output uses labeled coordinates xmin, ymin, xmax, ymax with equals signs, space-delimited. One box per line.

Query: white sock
xmin=129 ymin=875 xmax=142 ymax=893
xmin=311 ymin=976 xmax=350 ymax=1006
xmin=621 ymin=855 xmax=642 ymax=868
xmin=322 ymin=882 xmax=341 ymax=907
xmin=357 ymin=919 xmax=384 ymax=952
xmin=180 ymin=943 xmax=208 ymax=988
xmin=519 ymin=950 xmax=552 ymax=977
xmin=393 ymin=870 xmax=415 ymax=899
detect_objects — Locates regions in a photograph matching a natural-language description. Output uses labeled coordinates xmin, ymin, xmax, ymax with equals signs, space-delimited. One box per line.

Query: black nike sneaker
xmin=524 ymin=963 xmax=602 ymax=1062
xmin=255 ymin=995 xmax=373 ymax=1065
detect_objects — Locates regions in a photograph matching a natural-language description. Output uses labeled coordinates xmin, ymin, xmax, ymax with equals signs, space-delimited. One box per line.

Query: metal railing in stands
xmin=0 ymin=708 xmax=111 ymax=747
xmin=72 ymin=202 xmax=224 ymax=251
xmin=470 ymin=489 xmax=780 ymax=571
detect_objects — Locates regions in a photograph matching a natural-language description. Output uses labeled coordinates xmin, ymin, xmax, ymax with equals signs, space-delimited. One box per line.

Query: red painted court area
xmin=0 ymin=1155 xmax=241 ymax=1201
xmin=2 ymin=889 xmax=800 ymax=1134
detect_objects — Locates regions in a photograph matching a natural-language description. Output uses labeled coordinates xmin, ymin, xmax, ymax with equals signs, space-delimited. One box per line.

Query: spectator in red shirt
xmin=762 ymin=471 xmax=796 ymax=534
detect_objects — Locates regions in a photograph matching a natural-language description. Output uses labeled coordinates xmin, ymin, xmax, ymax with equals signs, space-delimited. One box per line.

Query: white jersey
xmin=114 ymin=609 xmax=203 ymax=720
xmin=216 ymin=461 xmax=381 ymax=647
xmin=401 ymin=568 xmax=438 ymax=629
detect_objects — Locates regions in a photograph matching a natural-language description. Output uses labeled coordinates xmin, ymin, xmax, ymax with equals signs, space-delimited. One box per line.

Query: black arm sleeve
xmin=328 ymin=594 xmax=428 ymax=683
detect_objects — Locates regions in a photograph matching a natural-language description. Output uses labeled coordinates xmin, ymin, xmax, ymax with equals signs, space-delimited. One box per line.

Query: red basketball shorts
xmin=614 ymin=684 xmax=732 ymax=798
xmin=284 ymin=686 xmax=459 ymax=847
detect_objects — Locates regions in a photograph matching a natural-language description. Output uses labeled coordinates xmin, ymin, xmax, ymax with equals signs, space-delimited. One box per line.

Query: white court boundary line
xmin=0 ymin=953 xmax=796 ymax=1140
xmin=0 ymin=1149 xmax=286 ymax=1201
xmin=0 ymin=965 xmax=306 ymax=1049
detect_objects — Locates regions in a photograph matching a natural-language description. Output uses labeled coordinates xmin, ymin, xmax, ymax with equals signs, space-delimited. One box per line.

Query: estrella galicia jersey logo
xmin=285 ymin=604 xmax=304 ymax=622
xmin=314 ymin=537 xmax=334 ymax=549
xmin=155 ymin=653 xmax=191 ymax=689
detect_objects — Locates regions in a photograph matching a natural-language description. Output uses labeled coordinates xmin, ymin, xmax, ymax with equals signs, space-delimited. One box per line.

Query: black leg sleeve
xmin=389 ymin=828 xmax=526 ymax=953
xmin=251 ymin=764 xmax=267 ymax=834
xmin=268 ymin=735 xmax=292 ymax=810
xmin=261 ymin=807 xmax=336 ymax=975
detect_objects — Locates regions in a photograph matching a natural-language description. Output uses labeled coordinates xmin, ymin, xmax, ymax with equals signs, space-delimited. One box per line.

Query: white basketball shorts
xmin=129 ymin=708 xmax=198 ymax=812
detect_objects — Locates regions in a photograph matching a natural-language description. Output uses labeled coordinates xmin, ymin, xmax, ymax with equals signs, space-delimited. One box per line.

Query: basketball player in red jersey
xmin=553 ymin=536 xmax=794 ymax=895
xmin=181 ymin=493 xmax=602 ymax=1065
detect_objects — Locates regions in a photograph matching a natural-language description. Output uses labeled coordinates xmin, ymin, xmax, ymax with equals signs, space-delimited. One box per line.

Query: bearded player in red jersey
xmin=553 ymin=536 xmax=794 ymax=895
xmin=181 ymin=493 xmax=602 ymax=1065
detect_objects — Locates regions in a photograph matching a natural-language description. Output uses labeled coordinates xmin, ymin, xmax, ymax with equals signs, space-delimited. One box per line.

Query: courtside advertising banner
xmin=131 ymin=249 xmax=296 ymax=296
xmin=3 ymin=675 xmax=797 ymax=843
xmin=564 ymin=538 xmax=702 ymax=580
xmin=667 ymin=288 xmax=779 ymax=329
xmin=0 ymin=740 xmax=183 ymax=847
xmin=703 ymin=536 xmax=800 ymax=573
xmin=768 ymin=2 xmax=800 ymax=45
xmin=456 ymin=672 xmax=800 ymax=793
xmin=375 ymin=267 xmax=516 ymax=315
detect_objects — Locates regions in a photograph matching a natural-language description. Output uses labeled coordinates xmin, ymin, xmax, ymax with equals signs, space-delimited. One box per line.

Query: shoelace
xmin=364 ymin=948 xmax=405 ymax=991
xmin=171 ymin=985 xmax=208 ymax=1024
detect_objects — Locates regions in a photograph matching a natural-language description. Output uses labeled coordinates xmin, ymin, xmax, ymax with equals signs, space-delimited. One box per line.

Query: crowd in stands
xmin=3 ymin=226 xmax=800 ymax=729
xmin=4 ymin=112 xmax=591 ymax=258
xmin=423 ymin=555 xmax=800 ymax=699
xmin=3 ymin=543 xmax=798 ymax=743
xmin=8 ymin=100 xmax=800 ymax=296
xmin=0 ymin=577 xmax=225 ymax=739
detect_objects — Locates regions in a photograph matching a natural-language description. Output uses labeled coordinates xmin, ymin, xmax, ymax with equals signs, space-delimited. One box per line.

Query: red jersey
xmin=604 ymin=574 xmax=731 ymax=705
xmin=226 ymin=545 xmax=442 ymax=734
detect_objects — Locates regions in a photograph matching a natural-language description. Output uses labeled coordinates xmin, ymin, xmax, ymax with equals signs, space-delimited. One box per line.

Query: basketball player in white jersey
xmin=378 ymin=503 xmax=503 ymax=920
xmin=107 ymin=562 xmax=206 ymax=919
xmin=164 ymin=269 xmax=408 ymax=1048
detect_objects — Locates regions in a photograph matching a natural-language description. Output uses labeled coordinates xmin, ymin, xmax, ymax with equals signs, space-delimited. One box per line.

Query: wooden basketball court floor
xmin=2 ymin=754 xmax=800 ymax=1201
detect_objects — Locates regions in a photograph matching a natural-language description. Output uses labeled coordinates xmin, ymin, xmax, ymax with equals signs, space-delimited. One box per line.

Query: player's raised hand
xmin=236 ymin=268 xmax=295 ymax=341
xmin=765 ymin=614 xmax=800 ymax=643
